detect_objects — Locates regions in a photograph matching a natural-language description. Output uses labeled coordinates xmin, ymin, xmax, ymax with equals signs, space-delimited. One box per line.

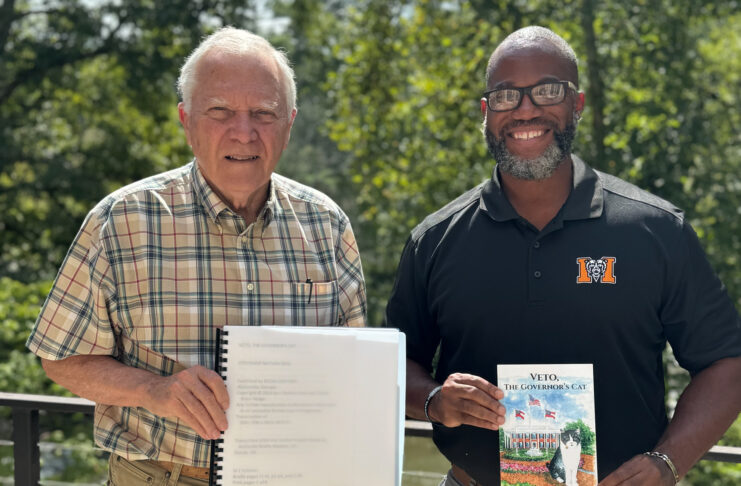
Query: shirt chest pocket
xmin=262 ymin=280 xmax=341 ymax=327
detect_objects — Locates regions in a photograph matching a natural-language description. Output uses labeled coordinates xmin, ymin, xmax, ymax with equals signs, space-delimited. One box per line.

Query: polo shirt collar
xmin=564 ymin=154 xmax=604 ymax=221
xmin=191 ymin=161 xmax=278 ymax=225
xmin=479 ymin=154 xmax=604 ymax=223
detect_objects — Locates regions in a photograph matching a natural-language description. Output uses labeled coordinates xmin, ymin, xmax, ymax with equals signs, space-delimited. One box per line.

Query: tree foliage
xmin=0 ymin=0 xmax=257 ymax=281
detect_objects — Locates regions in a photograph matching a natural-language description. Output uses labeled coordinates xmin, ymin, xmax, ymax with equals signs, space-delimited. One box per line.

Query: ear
xmin=178 ymin=102 xmax=192 ymax=146
xmin=283 ymin=108 xmax=298 ymax=149
xmin=178 ymin=102 xmax=189 ymax=126
xmin=574 ymin=91 xmax=585 ymax=117
xmin=481 ymin=98 xmax=488 ymax=116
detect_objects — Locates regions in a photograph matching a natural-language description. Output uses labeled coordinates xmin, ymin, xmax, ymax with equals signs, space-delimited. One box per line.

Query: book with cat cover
xmin=497 ymin=364 xmax=598 ymax=486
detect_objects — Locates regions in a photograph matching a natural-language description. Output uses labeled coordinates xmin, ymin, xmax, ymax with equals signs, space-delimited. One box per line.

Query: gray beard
xmin=486 ymin=121 xmax=576 ymax=181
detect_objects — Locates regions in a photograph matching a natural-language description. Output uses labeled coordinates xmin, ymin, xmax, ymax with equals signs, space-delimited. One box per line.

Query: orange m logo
xmin=576 ymin=257 xmax=616 ymax=284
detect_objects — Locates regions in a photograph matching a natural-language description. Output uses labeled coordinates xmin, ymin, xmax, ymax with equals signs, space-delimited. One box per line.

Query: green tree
xmin=327 ymin=0 xmax=508 ymax=325
xmin=0 ymin=0 xmax=257 ymax=283
xmin=269 ymin=0 xmax=357 ymax=211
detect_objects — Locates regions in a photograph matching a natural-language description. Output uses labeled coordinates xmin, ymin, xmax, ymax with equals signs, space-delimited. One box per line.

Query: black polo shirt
xmin=386 ymin=155 xmax=741 ymax=483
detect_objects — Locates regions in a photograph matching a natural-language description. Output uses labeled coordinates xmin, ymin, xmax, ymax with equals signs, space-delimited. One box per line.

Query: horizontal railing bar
xmin=2 ymin=393 xmax=740 ymax=464
xmin=0 ymin=392 xmax=94 ymax=414
xmin=701 ymin=445 xmax=741 ymax=463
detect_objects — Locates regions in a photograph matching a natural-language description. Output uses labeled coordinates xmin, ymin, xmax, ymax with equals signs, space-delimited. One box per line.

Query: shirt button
xmin=247 ymin=283 xmax=255 ymax=291
xmin=534 ymin=271 xmax=542 ymax=278
xmin=533 ymin=241 xmax=540 ymax=249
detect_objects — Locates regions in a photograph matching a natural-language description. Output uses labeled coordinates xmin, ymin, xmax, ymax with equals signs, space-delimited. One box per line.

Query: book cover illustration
xmin=497 ymin=364 xmax=598 ymax=486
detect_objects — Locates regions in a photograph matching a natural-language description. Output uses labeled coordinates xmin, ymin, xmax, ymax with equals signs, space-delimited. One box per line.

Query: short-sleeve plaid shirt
xmin=27 ymin=161 xmax=366 ymax=466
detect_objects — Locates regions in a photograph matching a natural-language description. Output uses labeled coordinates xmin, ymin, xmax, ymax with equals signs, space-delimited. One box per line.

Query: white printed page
xmin=216 ymin=326 xmax=403 ymax=486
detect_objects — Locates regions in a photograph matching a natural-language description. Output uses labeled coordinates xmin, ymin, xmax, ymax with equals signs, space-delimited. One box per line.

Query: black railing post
xmin=12 ymin=407 xmax=40 ymax=486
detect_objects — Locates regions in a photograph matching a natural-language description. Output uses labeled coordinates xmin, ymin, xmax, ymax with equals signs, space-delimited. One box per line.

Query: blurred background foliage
xmin=0 ymin=0 xmax=739 ymax=483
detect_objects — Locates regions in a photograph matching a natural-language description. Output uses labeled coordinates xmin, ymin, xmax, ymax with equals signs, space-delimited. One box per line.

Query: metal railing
xmin=2 ymin=392 xmax=740 ymax=485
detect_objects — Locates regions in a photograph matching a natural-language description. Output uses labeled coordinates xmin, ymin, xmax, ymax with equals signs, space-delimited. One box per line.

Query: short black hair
xmin=486 ymin=26 xmax=579 ymax=88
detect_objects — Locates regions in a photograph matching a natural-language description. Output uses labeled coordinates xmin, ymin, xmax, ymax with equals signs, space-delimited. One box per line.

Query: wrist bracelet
xmin=424 ymin=385 xmax=443 ymax=424
xmin=643 ymin=451 xmax=679 ymax=484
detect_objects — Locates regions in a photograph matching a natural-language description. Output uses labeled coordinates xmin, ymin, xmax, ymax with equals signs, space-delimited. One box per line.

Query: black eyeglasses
xmin=482 ymin=81 xmax=578 ymax=112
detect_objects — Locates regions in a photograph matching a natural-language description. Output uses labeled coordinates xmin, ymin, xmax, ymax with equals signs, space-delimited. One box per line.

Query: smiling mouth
xmin=510 ymin=129 xmax=548 ymax=140
xmin=225 ymin=155 xmax=259 ymax=161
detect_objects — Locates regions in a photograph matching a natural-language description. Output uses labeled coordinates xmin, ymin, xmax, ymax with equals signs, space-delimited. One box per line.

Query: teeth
xmin=226 ymin=155 xmax=259 ymax=161
xmin=512 ymin=130 xmax=545 ymax=140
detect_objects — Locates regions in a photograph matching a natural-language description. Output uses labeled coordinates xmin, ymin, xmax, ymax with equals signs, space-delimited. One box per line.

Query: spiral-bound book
xmin=497 ymin=364 xmax=598 ymax=486
xmin=210 ymin=326 xmax=405 ymax=486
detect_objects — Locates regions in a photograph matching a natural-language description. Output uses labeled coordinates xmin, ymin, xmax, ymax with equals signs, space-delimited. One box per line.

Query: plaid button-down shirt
xmin=27 ymin=162 xmax=366 ymax=466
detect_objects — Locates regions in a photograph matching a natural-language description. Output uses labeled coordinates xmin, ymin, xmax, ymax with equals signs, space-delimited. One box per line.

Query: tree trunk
xmin=580 ymin=0 xmax=607 ymax=169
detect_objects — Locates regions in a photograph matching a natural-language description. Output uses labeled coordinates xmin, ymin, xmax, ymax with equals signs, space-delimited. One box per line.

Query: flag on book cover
xmin=545 ymin=409 xmax=557 ymax=419
xmin=515 ymin=409 xmax=526 ymax=419
xmin=528 ymin=394 xmax=541 ymax=406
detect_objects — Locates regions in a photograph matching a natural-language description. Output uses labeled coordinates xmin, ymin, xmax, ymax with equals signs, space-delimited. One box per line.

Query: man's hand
xmin=598 ymin=454 xmax=676 ymax=486
xmin=143 ymin=365 xmax=229 ymax=440
xmin=427 ymin=372 xmax=506 ymax=430
xmin=41 ymin=356 xmax=230 ymax=441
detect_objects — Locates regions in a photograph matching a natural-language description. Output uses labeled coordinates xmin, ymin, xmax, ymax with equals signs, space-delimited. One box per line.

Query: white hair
xmin=177 ymin=27 xmax=296 ymax=115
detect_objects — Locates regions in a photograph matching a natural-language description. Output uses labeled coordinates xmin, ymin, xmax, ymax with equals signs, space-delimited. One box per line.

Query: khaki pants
xmin=108 ymin=453 xmax=209 ymax=486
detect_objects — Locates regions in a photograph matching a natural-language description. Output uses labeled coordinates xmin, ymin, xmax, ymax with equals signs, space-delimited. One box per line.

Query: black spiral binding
xmin=209 ymin=327 xmax=229 ymax=486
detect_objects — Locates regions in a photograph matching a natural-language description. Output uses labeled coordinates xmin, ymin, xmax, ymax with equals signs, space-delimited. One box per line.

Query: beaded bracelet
xmin=643 ymin=451 xmax=679 ymax=484
xmin=424 ymin=385 xmax=443 ymax=424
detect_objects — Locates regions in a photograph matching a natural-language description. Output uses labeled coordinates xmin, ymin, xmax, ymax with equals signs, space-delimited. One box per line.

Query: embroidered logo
xmin=576 ymin=257 xmax=616 ymax=284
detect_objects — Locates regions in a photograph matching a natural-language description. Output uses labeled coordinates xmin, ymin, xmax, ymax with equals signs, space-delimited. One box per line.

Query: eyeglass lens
xmin=488 ymin=82 xmax=566 ymax=111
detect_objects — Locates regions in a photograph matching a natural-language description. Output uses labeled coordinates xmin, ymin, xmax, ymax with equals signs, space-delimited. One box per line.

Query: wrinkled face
xmin=482 ymin=46 xmax=584 ymax=180
xmin=179 ymin=50 xmax=296 ymax=205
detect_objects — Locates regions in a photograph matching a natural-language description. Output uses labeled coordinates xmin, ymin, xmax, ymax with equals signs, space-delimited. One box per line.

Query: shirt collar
xmin=479 ymin=154 xmax=604 ymax=223
xmin=192 ymin=161 xmax=278 ymax=225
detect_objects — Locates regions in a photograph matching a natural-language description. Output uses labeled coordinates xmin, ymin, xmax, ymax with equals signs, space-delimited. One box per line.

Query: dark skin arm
xmin=407 ymin=358 xmax=506 ymax=430
xmin=41 ymin=355 xmax=229 ymax=440
xmin=599 ymin=356 xmax=741 ymax=485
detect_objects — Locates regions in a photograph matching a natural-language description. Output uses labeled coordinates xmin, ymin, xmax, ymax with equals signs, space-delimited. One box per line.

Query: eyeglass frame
xmin=482 ymin=80 xmax=579 ymax=112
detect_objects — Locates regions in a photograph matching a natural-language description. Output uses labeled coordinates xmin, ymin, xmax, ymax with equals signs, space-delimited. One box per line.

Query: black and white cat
xmin=547 ymin=428 xmax=581 ymax=486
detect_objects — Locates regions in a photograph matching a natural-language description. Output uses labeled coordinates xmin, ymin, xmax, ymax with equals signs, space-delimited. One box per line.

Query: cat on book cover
xmin=547 ymin=428 xmax=581 ymax=485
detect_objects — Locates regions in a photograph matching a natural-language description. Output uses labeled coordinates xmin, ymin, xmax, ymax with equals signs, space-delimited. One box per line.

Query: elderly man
xmin=386 ymin=26 xmax=741 ymax=485
xmin=27 ymin=27 xmax=365 ymax=484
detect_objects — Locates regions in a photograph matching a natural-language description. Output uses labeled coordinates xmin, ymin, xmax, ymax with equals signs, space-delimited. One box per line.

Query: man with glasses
xmin=386 ymin=26 xmax=741 ymax=485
